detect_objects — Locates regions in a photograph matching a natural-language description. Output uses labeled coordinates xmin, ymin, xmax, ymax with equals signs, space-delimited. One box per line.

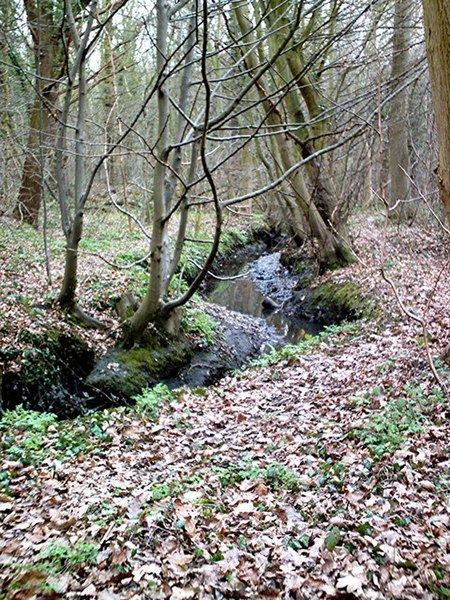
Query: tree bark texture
xmin=388 ymin=0 xmax=412 ymax=220
xmin=14 ymin=0 xmax=63 ymax=227
xmin=422 ymin=0 xmax=450 ymax=223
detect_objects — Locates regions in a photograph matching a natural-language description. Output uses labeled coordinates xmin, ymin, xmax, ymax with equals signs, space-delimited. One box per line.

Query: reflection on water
xmin=208 ymin=253 xmax=321 ymax=344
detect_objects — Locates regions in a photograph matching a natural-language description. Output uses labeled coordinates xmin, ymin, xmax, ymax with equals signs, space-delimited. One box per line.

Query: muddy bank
xmin=173 ymin=303 xmax=277 ymax=387
xmin=86 ymin=302 xmax=278 ymax=403
xmin=1 ymin=239 xmax=376 ymax=417
xmin=0 ymin=303 xmax=277 ymax=416
xmin=1 ymin=332 xmax=95 ymax=418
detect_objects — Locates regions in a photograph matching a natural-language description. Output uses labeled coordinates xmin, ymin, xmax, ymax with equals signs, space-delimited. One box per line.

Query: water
xmin=208 ymin=252 xmax=321 ymax=344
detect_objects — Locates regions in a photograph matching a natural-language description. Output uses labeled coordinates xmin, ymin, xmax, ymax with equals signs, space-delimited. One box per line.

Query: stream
xmin=208 ymin=252 xmax=321 ymax=345
xmin=3 ymin=252 xmax=324 ymax=417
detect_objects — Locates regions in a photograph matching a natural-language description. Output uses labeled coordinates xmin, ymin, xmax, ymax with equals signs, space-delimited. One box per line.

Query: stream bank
xmin=1 ymin=240 xmax=375 ymax=417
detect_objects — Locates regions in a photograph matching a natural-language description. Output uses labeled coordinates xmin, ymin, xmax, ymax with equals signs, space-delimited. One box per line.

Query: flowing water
xmin=208 ymin=252 xmax=321 ymax=344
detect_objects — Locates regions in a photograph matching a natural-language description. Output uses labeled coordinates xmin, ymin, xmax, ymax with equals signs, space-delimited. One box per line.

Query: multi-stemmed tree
xmin=4 ymin=0 xmax=440 ymax=347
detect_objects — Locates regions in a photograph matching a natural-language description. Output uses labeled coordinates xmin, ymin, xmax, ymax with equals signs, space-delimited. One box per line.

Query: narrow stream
xmin=208 ymin=252 xmax=321 ymax=344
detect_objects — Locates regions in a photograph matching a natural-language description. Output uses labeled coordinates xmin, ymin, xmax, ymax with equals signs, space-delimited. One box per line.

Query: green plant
xmin=214 ymin=458 xmax=263 ymax=487
xmin=37 ymin=540 xmax=98 ymax=573
xmin=181 ymin=308 xmax=218 ymax=346
xmin=325 ymin=526 xmax=342 ymax=551
xmin=264 ymin=463 xmax=302 ymax=491
xmin=355 ymin=398 xmax=426 ymax=457
xmin=6 ymin=540 xmax=99 ymax=596
xmin=349 ymin=385 xmax=383 ymax=408
xmin=214 ymin=459 xmax=303 ymax=492
xmin=133 ymin=384 xmax=175 ymax=421
xmin=0 ymin=405 xmax=57 ymax=433
xmin=0 ymin=471 xmax=11 ymax=495
xmin=1 ymin=407 xmax=114 ymax=469
xmin=318 ymin=460 xmax=348 ymax=490
xmin=150 ymin=482 xmax=182 ymax=501
xmin=247 ymin=321 xmax=361 ymax=369
xmin=403 ymin=384 xmax=445 ymax=406
xmin=54 ymin=411 xmax=113 ymax=458
xmin=1 ymin=406 xmax=57 ymax=466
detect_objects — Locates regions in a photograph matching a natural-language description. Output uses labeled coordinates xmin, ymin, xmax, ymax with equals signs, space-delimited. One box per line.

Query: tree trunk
xmin=422 ymin=0 xmax=450 ymax=223
xmin=125 ymin=0 xmax=171 ymax=343
xmin=14 ymin=0 xmax=61 ymax=227
xmin=388 ymin=0 xmax=413 ymax=220
xmin=14 ymin=97 xmax=48 ymax=226
xmin=57 ymin=0 xmax=103 ymax=329
xmin=233 ymin=4 xmax=355 ymax=270
xmin=59 ymin=212 xmax=83 ymax=311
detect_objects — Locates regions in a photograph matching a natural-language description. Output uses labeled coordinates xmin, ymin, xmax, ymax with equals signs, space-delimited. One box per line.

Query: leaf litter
xmin=0 ymin=217 xmax=449 ymax=598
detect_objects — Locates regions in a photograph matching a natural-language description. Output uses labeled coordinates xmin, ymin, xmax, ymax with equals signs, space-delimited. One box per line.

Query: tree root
xmin=64 ymin=303 xmax=107 ymax=330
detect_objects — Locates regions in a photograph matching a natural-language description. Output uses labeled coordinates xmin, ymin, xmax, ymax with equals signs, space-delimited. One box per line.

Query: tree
xmin=13 ymin=0 xmax=92 ymax=228
xmin=388 ymin=0 xmax=413 ymax=220
xmin=422 ymin=0 xmax=450 ymax=224
xmin=228 ymin=0 xmax=360 ymax=269
xmin=8 ymin=0 xmax=433 ymax=347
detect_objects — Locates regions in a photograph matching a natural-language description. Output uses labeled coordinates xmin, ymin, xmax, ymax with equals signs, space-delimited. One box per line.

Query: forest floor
xmin=0 ymin=215 xmax=450 ymax=599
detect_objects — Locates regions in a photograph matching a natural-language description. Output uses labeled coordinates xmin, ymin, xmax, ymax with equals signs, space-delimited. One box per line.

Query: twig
xmin=380 ymin=264 xmax=447 ymax=393
xmin=188 ymin=258 xmax=249 ymax=281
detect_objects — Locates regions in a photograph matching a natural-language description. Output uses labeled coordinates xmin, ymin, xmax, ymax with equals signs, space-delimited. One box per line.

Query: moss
xmin=86 ymin=335 xmax=192 ymax=401
xmin=322 ymin=245 xmax=357 ymax=272
xmin=1 ymin=330 xmax=95 ymax=417
xmin=299 ymin=281 xmax=377 ymax=324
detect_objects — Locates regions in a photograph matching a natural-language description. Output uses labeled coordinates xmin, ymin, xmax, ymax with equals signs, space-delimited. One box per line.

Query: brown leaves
xmin=1 ymin=222 xmax=450 ymax=598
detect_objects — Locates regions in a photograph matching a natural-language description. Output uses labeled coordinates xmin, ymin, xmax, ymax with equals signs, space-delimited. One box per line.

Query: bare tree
xmin=422 ymin=0 xmax=450 ymax=224
xmin=13 ymin=0 xmax=92 ymax=227
xmin=388 ymin=0 xmax=413 ymax=220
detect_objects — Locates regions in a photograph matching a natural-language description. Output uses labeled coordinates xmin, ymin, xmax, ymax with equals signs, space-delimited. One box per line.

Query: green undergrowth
xmin=246 ymin=321 xmax=363 ymax=369
xmin=213 ymin=458 xmax=307 ymax=492
xmin=350 ymin=385 xmax=446 ymax=458
xmin=181 ymin=307 xmax=219 ymax=347
xmin=36 ymin=540 xmax=98 ymax=574
xmin=0 ymin=386 xmax=183 ymax=497
xmin=0 ymin=406 xmax=118 ymax=494
xmin=4 ymin=540 xmax=98 ymax=596
xmin=132 ymin=383 xmax=177 ymax=421
xmin=0 ymin=384 xmax=183 ymax=490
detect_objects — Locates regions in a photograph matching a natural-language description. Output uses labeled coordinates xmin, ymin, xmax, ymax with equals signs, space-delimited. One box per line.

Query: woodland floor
xmin=0 ymin=215 xmax=450 ymax=599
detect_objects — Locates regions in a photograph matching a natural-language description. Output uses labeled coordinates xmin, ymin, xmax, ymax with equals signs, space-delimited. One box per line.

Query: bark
xmin=14 ymin=0 xmax=92 ymax=227
xmin=14 ymin=0 xmax=61 ymax=227
xmin=422 ymin=0 xmax=450 ymax=223
xmin=125 ymin=0 xmax=222 ymax=345
xmin=14 ymin=100 xmax=45 ymax=226
xmin=57 ymin=0 xmax=103 ymax=328
xmin=234 ymin=4 xmax=355 ymax=269
xmin=125 ymin=0 xmax=171 ymax=341
xmin=388 ymin=0 xmax=413 ymax=220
